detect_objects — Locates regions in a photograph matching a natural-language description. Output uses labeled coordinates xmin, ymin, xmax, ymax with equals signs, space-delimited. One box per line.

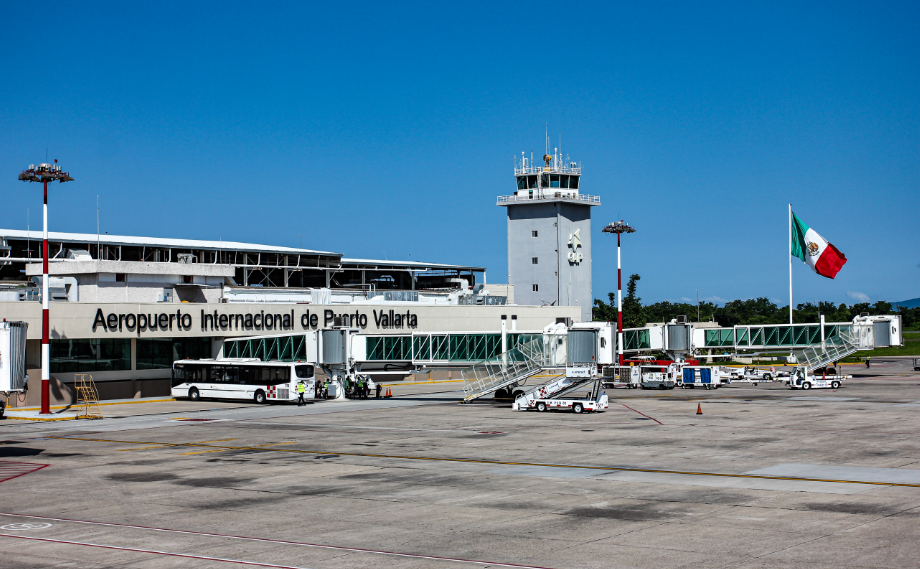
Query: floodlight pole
xmin=19 ymin=162 xmax=74 ymax=414
xmin=41 ymin=178 xmax=49 ymax=414
xmin=603 ymin=221 xmax=636 ymax=365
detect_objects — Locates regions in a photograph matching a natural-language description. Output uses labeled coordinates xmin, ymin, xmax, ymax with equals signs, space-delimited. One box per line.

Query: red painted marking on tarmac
xmin=0 ymin=462 xmax=48 ymax=484
xmin=0 ymin=512 xmax=561 ymax=569
xmin=619 ymin=404 xmax=663 ymax=425
xmin=0 ymin=533 xmax=312 ymax=568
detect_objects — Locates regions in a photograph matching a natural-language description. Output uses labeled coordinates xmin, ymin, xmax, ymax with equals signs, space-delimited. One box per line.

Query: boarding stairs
xmin=793 ymin=327 xmax=860 ymax=373
xmin=461 ymin=340 xmax=550 ymax=402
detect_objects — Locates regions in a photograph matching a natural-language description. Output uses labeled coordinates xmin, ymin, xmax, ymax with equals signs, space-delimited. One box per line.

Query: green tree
xmin=593 ymin=273 xmax=646 ymax=328
xmin=622 ymin=274 xmax=646 ymax=328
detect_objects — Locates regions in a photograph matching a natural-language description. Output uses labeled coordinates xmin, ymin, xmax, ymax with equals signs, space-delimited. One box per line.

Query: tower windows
xmin=532 ymin=284 xmax=539 ymax=292
xmin=532 ymin=257 xmax=538 ymax=264
xmin=531 ymin=230 xmax=538 ymax=237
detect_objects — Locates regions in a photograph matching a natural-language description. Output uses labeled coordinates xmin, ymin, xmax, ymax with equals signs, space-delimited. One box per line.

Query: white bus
xmin=171 ymin=359 xmax=316 ymax=404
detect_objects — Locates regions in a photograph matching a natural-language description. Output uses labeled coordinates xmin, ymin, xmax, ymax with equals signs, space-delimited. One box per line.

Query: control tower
xmin=498 ymin=143 xmax=600 ymax=322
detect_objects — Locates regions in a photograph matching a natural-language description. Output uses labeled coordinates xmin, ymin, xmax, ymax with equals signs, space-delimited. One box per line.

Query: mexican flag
xmin=791 ymin=211 xmax=847 ymax=279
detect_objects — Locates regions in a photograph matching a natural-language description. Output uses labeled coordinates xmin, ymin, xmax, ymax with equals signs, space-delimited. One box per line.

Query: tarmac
xmin=0 ymin=357 xmax=918 ymax=568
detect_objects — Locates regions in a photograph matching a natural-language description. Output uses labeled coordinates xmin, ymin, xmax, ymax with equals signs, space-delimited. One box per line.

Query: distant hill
xmin=892 ymin=297 xmax=920 ymax=309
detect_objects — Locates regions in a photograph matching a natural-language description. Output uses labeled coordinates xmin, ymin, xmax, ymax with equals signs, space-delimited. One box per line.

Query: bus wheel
xmin=254 ymin=390 xmax=267 ymax=404
xmin=573 ymin=403 xmax=584 ymax=414
xmin=189 ymin=388 xmax=200 ymax=401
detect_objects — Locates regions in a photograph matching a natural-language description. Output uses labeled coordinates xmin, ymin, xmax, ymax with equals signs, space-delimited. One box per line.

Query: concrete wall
xmin=506 ymin=202 xmax=593 ymax=322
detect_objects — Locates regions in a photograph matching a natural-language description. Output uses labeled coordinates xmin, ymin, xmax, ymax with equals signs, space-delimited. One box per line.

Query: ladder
xmin=461 ymin=340 xmax=548 ymax=402
xmin=793 ymin=327 xmax=859 ymax=372
xmin=74 ymin=374 xmax=103 ymax=419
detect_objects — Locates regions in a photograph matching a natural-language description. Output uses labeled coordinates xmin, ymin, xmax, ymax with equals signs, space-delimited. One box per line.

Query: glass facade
xmin=50 ymin=339 xmax=130 ymax=373
xmin=224 ymin=335 xmax=308 ymax=362
xmin=137 ymin=337 xmax=212 ymax=370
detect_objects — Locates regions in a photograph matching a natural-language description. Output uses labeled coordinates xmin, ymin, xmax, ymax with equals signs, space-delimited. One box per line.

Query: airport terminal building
xmin=0 ymin=143 xmax=600 ymax=405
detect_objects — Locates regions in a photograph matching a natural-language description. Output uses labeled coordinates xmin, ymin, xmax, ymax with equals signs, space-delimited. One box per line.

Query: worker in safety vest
xmin=323 ymin=379 xmax=330 ymax=399
xmin=866 ymin=356 xmax=871 ymax=369
xmin=296 ymin=381 xmax=306 ymax=406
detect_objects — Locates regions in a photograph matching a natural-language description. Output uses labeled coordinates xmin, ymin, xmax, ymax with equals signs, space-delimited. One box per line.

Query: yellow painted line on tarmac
xmin=378 ymin=379 xmax=465 ymax=386
xmin=10 ymin=398 xmax=176 ymax=412
xmin=2 ymin=415 xmax=76 ymax=422
xmin=179 ymin=441 xmax=298 ymax=455
xmin=116 ymin=438 xmax=237 ymax=452
xmin=52 ymin=436 xmax=920 ymax=489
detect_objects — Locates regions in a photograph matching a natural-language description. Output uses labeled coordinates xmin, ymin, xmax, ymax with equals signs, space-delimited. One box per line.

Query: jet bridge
xmin=620 ymin=314 xmax=902 ymax=372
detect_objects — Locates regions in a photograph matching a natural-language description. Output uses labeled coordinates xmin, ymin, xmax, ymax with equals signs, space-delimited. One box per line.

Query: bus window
xmin=269 ymin=367 xmax=290 ymax=384
xmin=239 ymin=366 xmax=258 ymax=385
xmin=295 ymin=365 xmax=314 ymax=379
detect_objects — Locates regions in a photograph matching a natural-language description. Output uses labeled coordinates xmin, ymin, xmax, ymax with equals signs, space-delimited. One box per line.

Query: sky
xmin=1 ymin=1 xmax=917 ymax=306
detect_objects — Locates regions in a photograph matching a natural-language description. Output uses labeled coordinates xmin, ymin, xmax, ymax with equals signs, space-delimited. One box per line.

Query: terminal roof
xmin=0 ymin=229 xmax=341 ymax=257
xmin=341 ymin=258 xmax=485 ymax=272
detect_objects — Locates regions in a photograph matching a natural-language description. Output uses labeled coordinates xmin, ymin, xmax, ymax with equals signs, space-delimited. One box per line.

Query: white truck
xmin=0 ymin=321 xmax=29 ymax=418
xmin=787 ymin=367 xmax=847 ymax=390
xmin=640 ymin=364 xmax=679 ymax=389
xmin=513 ymin=367 xmax=609 ymax=414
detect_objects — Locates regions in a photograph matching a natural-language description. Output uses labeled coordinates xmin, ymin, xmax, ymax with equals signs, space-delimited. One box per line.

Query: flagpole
xmin=788 ymin=203 xmax=793 ymax=325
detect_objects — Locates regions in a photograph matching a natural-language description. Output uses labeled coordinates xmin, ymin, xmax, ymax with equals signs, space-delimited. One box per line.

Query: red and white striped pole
xmin=617 ymin=231 xmax=623 ymax=365
xmin=19 ymin=161 xmax=73 ymax=415
xmin=41 ymin=178 xmax=50 ymax=414
xmin=602 ymin=220 xmax=635 ymax=367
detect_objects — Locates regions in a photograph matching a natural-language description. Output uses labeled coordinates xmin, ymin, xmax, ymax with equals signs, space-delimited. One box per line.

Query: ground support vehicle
xmin=514 ymin=376 xmax=608 ymax=414
xmin=680 ymin=366 xmax=722 ymax=389
xmin=729 ymin=366 xmax=777 ymax=384
xmin=0 ymin=321 xmax=28 ymax=418
xmin=787 ymin=367 xmax=848 ymax=390
xmin=640 ymin=364 xmax=678 ymax=389
xmin=601 ymin=365 xmax=641 ymax=389
xmin=172 ymin=359 xmax=317 ymax=403
xmin=915 ymin=358 xmax=920 ymax=372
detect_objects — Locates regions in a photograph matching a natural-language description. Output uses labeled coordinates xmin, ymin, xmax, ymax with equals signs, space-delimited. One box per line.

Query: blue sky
xmin=1 ymin=1 xmax=917 ymax=305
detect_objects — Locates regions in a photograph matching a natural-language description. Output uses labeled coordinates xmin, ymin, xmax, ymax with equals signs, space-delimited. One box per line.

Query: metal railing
xmin=461 ymin=339 xmax=547 ymax=402
xmin=496 ymin=193 xmax=601 ymax=205
xmin=515 ymin=164 xmax=581 ymax=175
xmin=793 ymin=326 xmax=859 ymax=372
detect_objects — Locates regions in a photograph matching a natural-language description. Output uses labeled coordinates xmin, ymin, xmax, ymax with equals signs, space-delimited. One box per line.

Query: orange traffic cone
xmin=696 ymin=403 xmax=702 ymax=415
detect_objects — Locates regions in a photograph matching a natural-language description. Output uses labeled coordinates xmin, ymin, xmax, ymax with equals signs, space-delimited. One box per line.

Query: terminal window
xmin=532 ymin=257 xmax=538 ymax=264
xmin=532 ymin=284 xmax=539 ymax=292
xmin=137 ymin=337 xmax=212 ymax=370
xmin=50 ymin=339 xmax=130 ymax=373
xmin=532 ymin=231 xmax=538 ymax=237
